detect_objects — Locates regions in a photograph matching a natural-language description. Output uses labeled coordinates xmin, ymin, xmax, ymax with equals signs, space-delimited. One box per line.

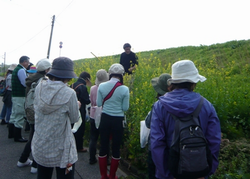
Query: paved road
xmin=0 ymin=95 xmax=129 ymax=179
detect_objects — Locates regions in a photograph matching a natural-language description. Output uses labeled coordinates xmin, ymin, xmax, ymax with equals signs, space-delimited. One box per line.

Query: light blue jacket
xmin=97 ymin=78 xmax=129 ymax=116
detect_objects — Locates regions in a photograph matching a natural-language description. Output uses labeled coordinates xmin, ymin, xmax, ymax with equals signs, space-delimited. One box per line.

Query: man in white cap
xmin=150 ymin=60 xmax=221 ymax=179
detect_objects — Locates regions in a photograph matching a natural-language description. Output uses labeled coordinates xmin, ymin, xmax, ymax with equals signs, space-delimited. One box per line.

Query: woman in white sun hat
xmin=150 ymin=60 xmax=221 ymax=179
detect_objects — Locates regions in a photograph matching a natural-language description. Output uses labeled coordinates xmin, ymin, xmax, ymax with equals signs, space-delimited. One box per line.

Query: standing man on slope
xmin=120 ymin=43 xmax=138 ymax=75
xmin=8 ymin=56 xmax=30 ymax=142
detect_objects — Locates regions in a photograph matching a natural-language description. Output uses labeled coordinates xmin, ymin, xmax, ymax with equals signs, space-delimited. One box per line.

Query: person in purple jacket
xmin=150 ymin=59 xmax=221 ymax=179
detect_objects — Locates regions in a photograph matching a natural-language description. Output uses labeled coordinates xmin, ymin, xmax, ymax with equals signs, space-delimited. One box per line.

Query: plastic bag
xmin=72 ymin=111 xmax=82 ymax=133
xmin=94 ymin=106 xmax=102 ymax=129
xmin=140 ymin=120 xmax=150 ymax=148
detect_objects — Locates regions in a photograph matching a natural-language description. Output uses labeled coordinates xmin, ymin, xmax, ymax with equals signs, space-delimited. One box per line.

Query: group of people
xmin=0 ymin=42 xmax=221 ymax=179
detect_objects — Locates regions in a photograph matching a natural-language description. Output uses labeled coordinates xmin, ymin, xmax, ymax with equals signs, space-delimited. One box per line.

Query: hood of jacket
xmin=26 ymin=73 xmax=44 ymax=87
xmin=159 ymin=88 xmax=202 ymax=118
xmin=35 ymin=80 xmax=75 ymax=115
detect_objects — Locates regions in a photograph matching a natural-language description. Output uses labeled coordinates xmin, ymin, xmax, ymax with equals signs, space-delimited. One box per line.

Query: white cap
xmin=36 ymin=58 xmax=51 ymax=72
xmin=108 ymin=63 xmax=124 ymax=75
xmin=168 ymin=60 xmax=206 ymax=85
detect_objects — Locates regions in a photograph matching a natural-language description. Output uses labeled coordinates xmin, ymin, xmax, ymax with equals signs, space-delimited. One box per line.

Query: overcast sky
xmin=0 ymin=0 xmax=249 ymax=65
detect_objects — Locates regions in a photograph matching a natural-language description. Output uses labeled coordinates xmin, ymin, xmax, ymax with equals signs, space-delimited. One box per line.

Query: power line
xmin=56 ymin=0 xmax=75 ymax=19
xmin=6 ymin=0 xmax=75 ymax=55
xmin=7 ymin=24 xmax=50 ymax=54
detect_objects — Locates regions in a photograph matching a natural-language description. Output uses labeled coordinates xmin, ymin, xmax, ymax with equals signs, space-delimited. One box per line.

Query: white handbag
xmin=72 ymin=111 xmax=82 ymax=133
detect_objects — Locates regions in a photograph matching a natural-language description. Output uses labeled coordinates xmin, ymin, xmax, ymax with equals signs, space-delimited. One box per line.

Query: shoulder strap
xmin=102 ymin=81 xmax=122 ymax=106
xmin=193 ymin=97 xmax=204 ymax=118
xmin=72 ymin=83 xmax=84 ymax=91
xmin=170 ymin=97 xmax=204 ymax=145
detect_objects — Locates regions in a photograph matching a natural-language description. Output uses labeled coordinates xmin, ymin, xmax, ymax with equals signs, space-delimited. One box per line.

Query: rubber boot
xmin=14 ymin=127 xmax=28 ymax=142
xmin=8 ymin=123 xmax=14 ymax=138
xmin=98 ymin=155 xmax=108 ymax=179
xmin=109 ymin=157 xmax=120 ymax=179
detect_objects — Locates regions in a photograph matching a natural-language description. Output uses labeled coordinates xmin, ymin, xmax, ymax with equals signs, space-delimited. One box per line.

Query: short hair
xmin=109 ymin=74 xmax=123 ymax=84
xmin=123 ymin=43 xmax=131 ymax=49
xmin=47 ymin=73 xmax=71 ymax=82
xmin=79 ymin=72 xmax=91 ymax=80
xmin=19 ymin=56 xmax=30 ymax=63
xmin=169 ymin=82 xmax=196 ymax=92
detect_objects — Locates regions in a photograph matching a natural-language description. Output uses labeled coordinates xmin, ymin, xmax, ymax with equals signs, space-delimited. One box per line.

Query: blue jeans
xmin=0 ymin=103 xmax=12 ymax=123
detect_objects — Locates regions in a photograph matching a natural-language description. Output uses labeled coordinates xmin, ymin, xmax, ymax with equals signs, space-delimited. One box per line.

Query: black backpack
xmin=168 ymin=97 xmax=213 ymax=179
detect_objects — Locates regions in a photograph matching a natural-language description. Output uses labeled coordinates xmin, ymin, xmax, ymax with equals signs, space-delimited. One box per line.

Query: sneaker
xmin=30 ymin=167 xmax=37 ymax=174
xmin=17 ymin=159 xmax=33 ymax=167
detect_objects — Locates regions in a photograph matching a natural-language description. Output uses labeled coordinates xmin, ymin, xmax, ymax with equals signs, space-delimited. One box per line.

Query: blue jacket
xmin=150 ymin=89 xmax=221 ymax=179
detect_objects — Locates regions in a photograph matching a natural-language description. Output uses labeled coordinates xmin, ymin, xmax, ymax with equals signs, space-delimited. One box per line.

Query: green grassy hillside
xmin=73 ymin=39 xmax=250 ymax=178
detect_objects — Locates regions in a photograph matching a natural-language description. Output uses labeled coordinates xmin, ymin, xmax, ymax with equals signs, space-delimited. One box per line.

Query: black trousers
xmin=99 ymin=113 xmax=124 ymax=158
xmin=73 ymin=108 xmax=86 ymax=150
xmin=89 ymin=118 xmax=99 ymax=162
xmin=147 ymin=150 xmax=157 ymax=179
xmin=37 ymin=164 xmax=75 ymax=179
xmin=19 ymin=123 xmax=37 ymax=168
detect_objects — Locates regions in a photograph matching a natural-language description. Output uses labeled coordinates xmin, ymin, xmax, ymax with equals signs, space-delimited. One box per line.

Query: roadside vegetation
xmin=73 ymin=39 xmax=250 ymax=178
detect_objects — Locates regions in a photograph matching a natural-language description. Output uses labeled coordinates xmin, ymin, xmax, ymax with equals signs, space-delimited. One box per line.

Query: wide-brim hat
xmin=151 ymin=73 xmax=171 ymax=95
xmin=8 ymin=64 xmax=17 ymax=71
xmin=47 ymin=57 xmax=77 ymax=79
xmin=168 ymin=60 xmax=206 ymax=85
xmin=95 ymin=69 xmax=109 ymax=85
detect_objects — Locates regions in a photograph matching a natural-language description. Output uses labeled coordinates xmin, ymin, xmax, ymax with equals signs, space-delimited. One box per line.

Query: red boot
xmin=109 ymin=157 xmax=120 ymax=179
xmin=98 ymin=155 xmax=108 ymax=179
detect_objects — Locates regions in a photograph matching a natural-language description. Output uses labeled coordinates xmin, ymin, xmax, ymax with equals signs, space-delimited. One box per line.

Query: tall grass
xmin=73 ymin=39 xmax=250 ymax=176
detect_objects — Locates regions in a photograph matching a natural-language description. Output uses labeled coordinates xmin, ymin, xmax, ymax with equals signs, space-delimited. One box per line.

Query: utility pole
xmin=47 ymin=15 xmax=55 ymax=59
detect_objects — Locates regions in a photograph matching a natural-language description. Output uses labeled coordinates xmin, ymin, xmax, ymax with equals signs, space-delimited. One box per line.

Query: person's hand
xmin=197 ymin=177 xmax=205 ymax=179
xmin=78 ymin=101 xmax=81 ymax=109
xmin=128 ymin=66 xmax=135 ymax=72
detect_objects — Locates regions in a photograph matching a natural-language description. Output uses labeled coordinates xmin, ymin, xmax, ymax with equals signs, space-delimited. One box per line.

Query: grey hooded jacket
xmin=32 ymin=80 xmax=79 ymax=168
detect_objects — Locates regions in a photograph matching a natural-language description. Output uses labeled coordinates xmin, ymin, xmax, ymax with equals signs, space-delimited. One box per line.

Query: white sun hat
xmin=167 ymin=60 xmax=206 ymax=85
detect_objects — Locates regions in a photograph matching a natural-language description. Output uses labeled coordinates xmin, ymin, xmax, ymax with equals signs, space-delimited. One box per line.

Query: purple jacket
xmin=150 ymin=89 xmax=221 ymax=179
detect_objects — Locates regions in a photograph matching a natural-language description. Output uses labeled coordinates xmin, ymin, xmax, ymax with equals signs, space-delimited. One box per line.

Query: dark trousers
xmin=37 ymin=164 xmax=75 ymax=179
xmin=89 ymin=118 xmax=99 ymax=162
xmin=73 ymin=109 xmax=86 ymax=150
xmin=19 ymin=124 xmax=37 ymax=168
xmin=99 ymin=113 xmax=124 ymax=158
xmin=147 ymin=150 xmax=157 ymax=179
